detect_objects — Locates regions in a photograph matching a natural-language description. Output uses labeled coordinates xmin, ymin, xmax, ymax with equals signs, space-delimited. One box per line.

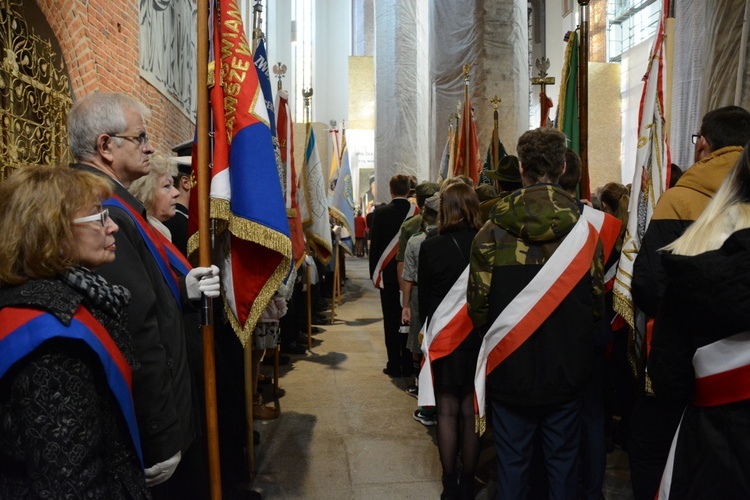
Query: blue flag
xmin=329 ymin=144 xmax=355 ymax=242
xmin=253 ymin=39 xmax=276 ymax=138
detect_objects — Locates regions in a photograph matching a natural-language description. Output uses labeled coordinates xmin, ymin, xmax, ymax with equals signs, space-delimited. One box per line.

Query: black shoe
xmin=281 ymin=342 xmax=307 ymax=355
xmin=296 ymin=334 xmax=311 ymax=345
xmin=310 ymin=326 xmax=325 ymax=334
xmin=262 ymin=354 xmax=290 ymax=366
xmin=311 ymin=315 xmax=329 ymax=325
xmin=382 ymin=367 xmax=401 ymax=378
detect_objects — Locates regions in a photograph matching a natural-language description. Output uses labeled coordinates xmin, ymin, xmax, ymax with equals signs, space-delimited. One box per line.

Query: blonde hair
xmin=665 ymin=144 xmax=750 ymax=256
xmin=0 ymin=165 xmax=113 ymax=285
xmin=128 ymin=155 xmax=178 ymax=215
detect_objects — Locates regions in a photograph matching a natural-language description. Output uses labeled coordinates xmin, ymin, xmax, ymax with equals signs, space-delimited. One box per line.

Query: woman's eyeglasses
xmin=691 ymin=134 xmax=701 ymax=145
xmin=73 ymin=209 xmax=110 ymax=227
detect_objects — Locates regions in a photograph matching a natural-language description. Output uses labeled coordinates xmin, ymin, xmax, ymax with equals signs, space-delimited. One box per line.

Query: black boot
xmin=458 ymin=474 xmax=475 ymax=500
xmin=441 ymin=472 xmax=458 ymax=500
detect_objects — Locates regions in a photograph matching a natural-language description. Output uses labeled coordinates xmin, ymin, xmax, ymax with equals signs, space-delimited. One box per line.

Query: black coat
xmin=72 ymin=164 xmax=195 ymax=467
xmin=163 ymin=203 xmax=189 ymax=256
xmin=648 ymin=227 xmax=750 ymax=499
xmin=0 ymin=280 xmax=150 ymax=499
xmin=368 ymin=198 xmax=412 ymax=286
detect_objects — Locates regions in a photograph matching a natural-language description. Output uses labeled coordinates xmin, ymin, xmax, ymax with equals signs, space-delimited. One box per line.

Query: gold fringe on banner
xmin=225 ymin=215 xmax=292 ymax=347
xmin=306 ymin=235 xmax=333 ymax=265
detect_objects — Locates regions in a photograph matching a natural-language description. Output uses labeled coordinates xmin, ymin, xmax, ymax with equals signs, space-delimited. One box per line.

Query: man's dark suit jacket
xmin=368 ymin=198 xmax=412 ymax=286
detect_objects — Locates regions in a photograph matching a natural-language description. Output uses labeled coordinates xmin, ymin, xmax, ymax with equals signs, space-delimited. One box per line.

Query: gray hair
xmin=68 ymin=92 xmax=150 ymax=161
xmin=128 ymin=155 xmax=178 ymax=215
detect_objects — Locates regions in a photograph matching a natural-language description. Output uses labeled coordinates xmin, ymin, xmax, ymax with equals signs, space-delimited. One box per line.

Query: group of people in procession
xmin=0 ymin=87 xmax=749 ymax=500
xmin=369 ymin=105 xmax=750 ymax=499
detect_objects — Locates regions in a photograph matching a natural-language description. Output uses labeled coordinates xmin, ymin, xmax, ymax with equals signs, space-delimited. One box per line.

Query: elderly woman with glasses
xmin=128 ymin=155 xmax=180 ymax=240
xmin=0 ymin=165 xmax=150 ymax=499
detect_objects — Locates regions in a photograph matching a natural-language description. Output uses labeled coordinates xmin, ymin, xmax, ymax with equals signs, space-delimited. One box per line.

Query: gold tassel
xmin=475 ymin=415 xmax=486 ymax=436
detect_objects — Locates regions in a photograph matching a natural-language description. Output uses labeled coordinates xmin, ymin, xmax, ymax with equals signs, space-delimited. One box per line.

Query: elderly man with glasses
xmin=68 ymin=92 xmax=220 ymax=497
xmin=628 ymin=105 xmax=750 ymax=500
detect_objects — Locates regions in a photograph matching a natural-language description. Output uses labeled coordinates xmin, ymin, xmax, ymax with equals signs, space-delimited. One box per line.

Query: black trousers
xmin=628 ymin=391 xmax=685 ymax=500
xmin=379 ymin=285 xmax=411 ymax=376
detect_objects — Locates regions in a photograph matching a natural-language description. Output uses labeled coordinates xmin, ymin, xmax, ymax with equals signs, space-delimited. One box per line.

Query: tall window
xmin=293 ymin=0 xmax=314 ymax=123
xmin=607 ymin=0 xmax=661 ymax=62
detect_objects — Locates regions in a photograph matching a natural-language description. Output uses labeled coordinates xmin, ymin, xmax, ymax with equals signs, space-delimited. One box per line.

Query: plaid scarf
xmin=62 ymin=267 xmax=131 ymax=325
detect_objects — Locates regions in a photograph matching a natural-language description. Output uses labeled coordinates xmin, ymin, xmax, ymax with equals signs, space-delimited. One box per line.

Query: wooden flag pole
xmin=577 ymin=0 xmax=591 ymax=199
xmin=196 ymin=0 xmax=222 ymax=497
xmin=330 ymin=243 xmax=339 ymax=324
xmin=462 ymin=64 xmax=471 ymax=177
xmin=302 ymin=89 xmax=314 ymax=345
xmin=448 ymin=103 xmax=460 ymax=178
xmin=243 ymin=0 xmax=264 ymax=482
xmin=489 ymin=96 xmax=501 ymax=169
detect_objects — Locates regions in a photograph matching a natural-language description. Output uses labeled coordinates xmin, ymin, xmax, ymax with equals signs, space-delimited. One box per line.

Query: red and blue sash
xmin=0 ymin=306 xmax=143 ymax=466
xmin=104 ymin=196 xmax=191 ymax=307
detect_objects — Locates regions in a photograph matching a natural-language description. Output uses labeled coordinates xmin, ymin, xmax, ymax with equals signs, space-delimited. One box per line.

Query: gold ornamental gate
xmin=0 ymin=0 xmax=72 ymax=180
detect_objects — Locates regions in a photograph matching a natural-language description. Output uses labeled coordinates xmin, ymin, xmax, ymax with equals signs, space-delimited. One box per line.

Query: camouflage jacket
xmin=467 ymin=184 xmax=605 ymax=405
xmin=468 ymin=184 xmax=604 ymax=330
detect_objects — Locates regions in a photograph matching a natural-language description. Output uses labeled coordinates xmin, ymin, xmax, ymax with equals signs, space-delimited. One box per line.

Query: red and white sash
xmin=473 ymin=216 xmax=599 ymax=433
xmin=418 ymin=265 xmax=473 ymax=407
xmin=658 ymin=331 xmax=750 ymax=499
xmin=371 ymin=203 xmax=418 ymax=288
xmin=581 ymin=205 xmax=621 ymax=262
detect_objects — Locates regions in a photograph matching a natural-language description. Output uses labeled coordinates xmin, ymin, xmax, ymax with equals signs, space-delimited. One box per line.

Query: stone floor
xmin=250 ymin=256 xmax=634 ymax=499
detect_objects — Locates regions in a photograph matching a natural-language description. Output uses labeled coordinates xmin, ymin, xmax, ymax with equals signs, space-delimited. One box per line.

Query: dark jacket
xmin=0 ymin=279 xmax=150 ymax=499
xmin=368 ymin=198 xmax=412 ymax=286
xmin=648 ymin=227 xmax=750 ymax=499
xmin=632 ymin=146 xmax=742 ymax=317
xmin=72 ymin=164 xmax=195 ymax=466
xmin=163 ymin=203 xmax=189 ymax=256
xmin=418 ymin=226 xmax=474 ymax=324
xmin=468 ymin=184 xmax=604 ymax=406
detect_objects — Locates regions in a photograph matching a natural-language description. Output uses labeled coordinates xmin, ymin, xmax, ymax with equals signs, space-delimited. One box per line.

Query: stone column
xmin=429 ymin=0 xmax=529 ymax=180
xmin=374 ymin=0 xmax=430 ymax=202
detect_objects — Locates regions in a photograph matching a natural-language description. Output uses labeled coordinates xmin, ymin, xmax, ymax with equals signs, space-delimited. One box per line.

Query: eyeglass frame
xmin=111 ymin=131 xmax=150 ymax=147
xmin=73 ymin=208 xmax=110 ymax=227
xmin=691 ymin=134 xmax=701 ymax=145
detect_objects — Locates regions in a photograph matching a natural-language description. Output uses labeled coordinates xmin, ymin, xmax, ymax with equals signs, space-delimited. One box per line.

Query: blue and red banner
xmin=190 ymin=0 xmax=292 ymax=345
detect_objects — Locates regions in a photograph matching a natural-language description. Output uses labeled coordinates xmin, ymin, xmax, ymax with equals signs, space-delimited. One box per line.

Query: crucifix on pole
xmin=531 ymin=58 xmax=555 ymax=128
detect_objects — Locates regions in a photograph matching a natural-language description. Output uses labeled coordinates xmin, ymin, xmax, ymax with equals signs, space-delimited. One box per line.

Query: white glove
xmin=186 ymin=265 xmax=221 ymax=300
xmin=144 ymin=450 xmax=182 ymax=486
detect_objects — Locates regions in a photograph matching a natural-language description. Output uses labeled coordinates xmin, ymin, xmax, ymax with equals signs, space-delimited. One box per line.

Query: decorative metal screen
xmin=0 ymin=0 xmax=72 ymax=179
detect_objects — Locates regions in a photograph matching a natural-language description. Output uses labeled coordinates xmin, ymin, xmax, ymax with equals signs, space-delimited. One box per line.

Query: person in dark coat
xmin=0 ymin=166 xmax=150 ymax=499
xmin=163 ymin=160 xmax=192 ymax=256
xmin=629 ymin=105 xmax=750 ymax=500
xmin=67 ymin=92 xmax=220 ymax=494
xmin=468 ymin=128 xmax=604 ymax=499
xmin=369 ymin=174 xmax=415 ymax=377
xmin=418 ymin=182 xmax=484 ymax=499
xmin=648 ymin=142 xmax=750 ymax=499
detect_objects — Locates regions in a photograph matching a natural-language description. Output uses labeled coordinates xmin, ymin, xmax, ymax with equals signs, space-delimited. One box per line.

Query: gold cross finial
xmin=490 ymin=95 xmax=501 ymax=110
xmin=462 ymin=64 xmax=471 ymax=81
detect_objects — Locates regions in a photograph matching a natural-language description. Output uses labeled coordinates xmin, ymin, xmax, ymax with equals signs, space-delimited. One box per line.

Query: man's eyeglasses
xmin=73 ymin=209 xmax=110 ymax=227
xmin=691 ymin=134 xmax=701 ymax=145
xmin=112 ymin=131 xmax=150 ymax=147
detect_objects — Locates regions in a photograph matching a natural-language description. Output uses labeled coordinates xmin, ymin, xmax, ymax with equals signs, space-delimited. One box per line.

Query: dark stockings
xmin=436 ymin=384 xmax=480 ymax=498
